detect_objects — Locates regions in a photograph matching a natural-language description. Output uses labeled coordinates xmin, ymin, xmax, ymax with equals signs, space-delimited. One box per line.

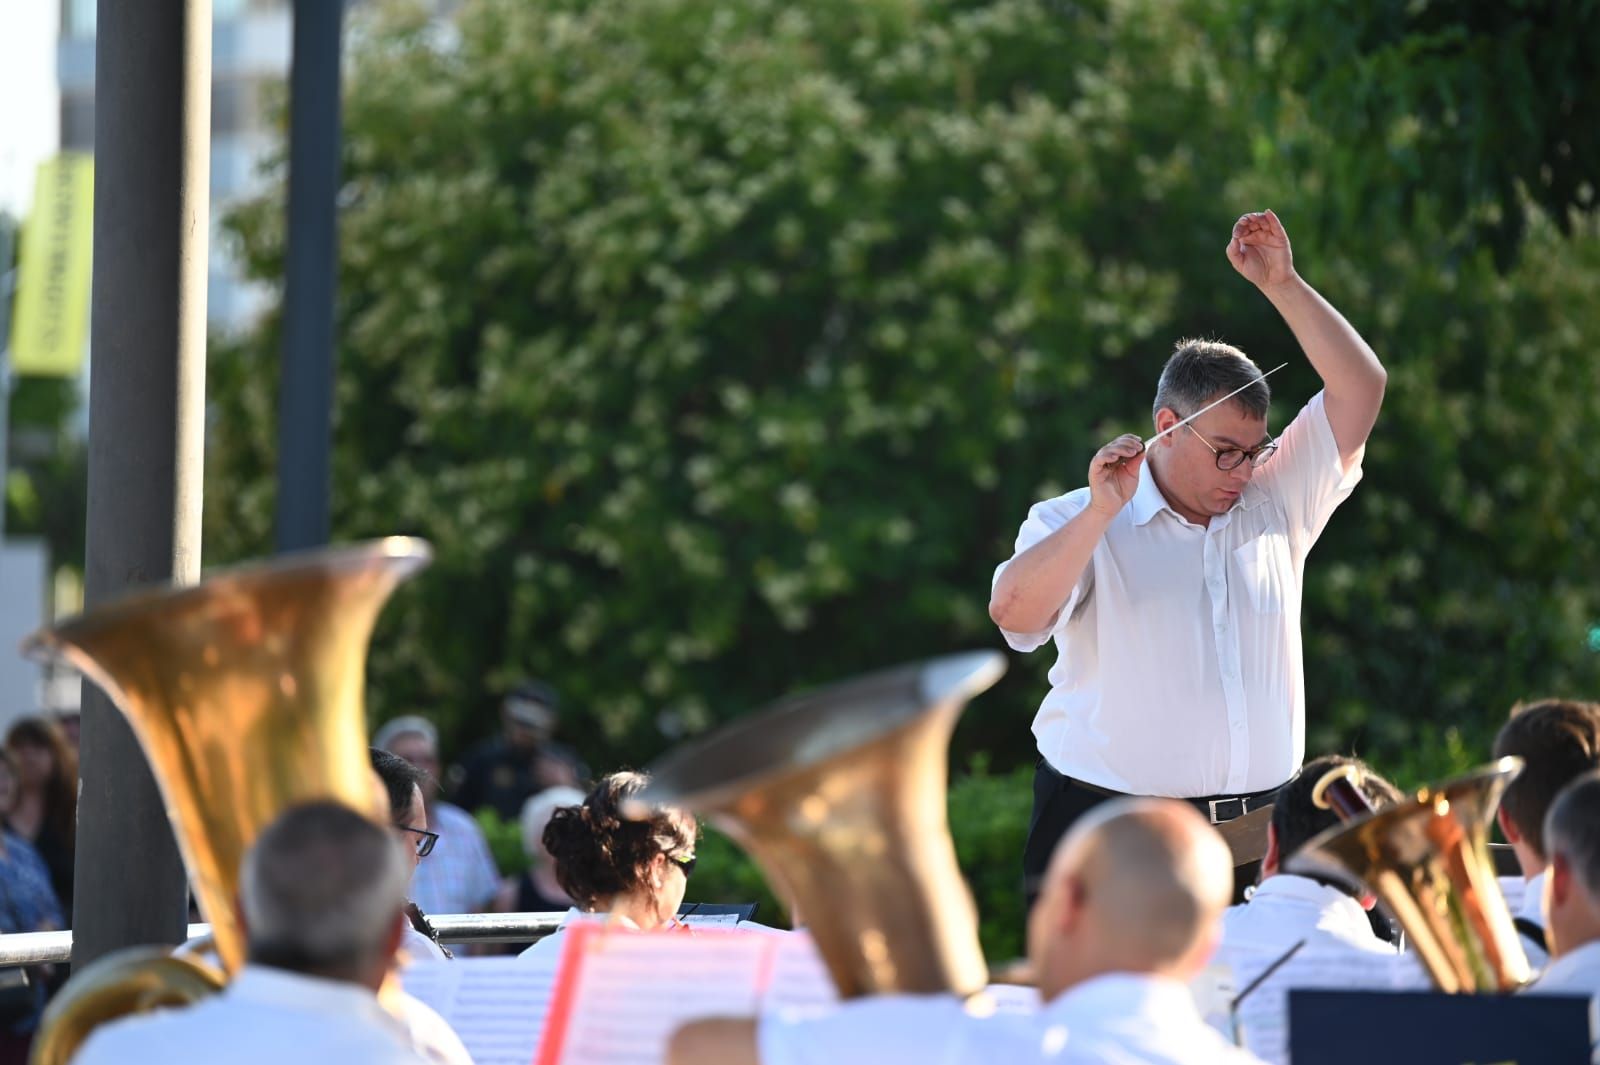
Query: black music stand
xmin=677 ymin=901 xmax=760 ymax=923
xmin=1288 ymin=989 xmax=1593 ymax=1065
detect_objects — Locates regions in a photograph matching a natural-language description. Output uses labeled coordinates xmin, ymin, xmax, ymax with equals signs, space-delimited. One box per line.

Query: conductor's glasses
xmin=397 ymin=824 xmax=439 ymax=858
xmin=1185 ymin=424 xmax=1278 ymax=471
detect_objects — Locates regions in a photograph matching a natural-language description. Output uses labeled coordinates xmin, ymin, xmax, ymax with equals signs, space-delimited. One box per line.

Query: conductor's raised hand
xmin=1088 ymin=434 xmax=1144 ymax=517
xmin=1227 ymin=209 xmax=1296 ymax=290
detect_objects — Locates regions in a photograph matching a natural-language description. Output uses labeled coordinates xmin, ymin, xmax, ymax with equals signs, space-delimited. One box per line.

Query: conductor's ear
xmin=1154 ymin=407 xmax=1181 ymax=439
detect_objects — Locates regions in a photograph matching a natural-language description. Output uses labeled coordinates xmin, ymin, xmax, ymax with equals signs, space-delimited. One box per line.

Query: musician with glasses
xmin=517 ymin=771 xmax=699 ymax=960
xmin=371 ymin=748 xmax=451 ymax=962
xmin=990 ymin=210 xmax=1387 ymax=905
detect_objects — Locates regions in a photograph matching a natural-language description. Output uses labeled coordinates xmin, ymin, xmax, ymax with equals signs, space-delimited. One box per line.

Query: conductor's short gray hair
xmin=241 ymin=801 xmax=410 ymax=973
xmin=1546 ymin=770 xmax=1600 ymax=901
xmin=1152 ymin=339 xmax=1270 ymax=422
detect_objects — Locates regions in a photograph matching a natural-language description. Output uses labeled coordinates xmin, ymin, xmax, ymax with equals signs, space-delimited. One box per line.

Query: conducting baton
xmin=1138 ymin=362 xmax=1287 ymax=451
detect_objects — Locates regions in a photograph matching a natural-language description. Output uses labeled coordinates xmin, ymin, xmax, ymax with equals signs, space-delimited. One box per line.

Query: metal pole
xmin=274 ymin=0 xmax=346 ymax=553
xmin=74 ymin=0 xmax=210 ymax=966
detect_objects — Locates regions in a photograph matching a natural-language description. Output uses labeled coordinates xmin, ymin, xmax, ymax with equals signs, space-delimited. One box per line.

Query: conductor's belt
xmin=1061 ymin=771 xmax=1287 ymax=825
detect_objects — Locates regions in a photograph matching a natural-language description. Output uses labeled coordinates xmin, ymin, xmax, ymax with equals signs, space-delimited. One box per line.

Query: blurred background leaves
xmin=198 ymin=0 xmax=1600 ymax=780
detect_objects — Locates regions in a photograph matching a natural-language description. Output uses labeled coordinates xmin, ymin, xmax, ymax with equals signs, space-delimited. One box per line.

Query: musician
xmin=73 ymin=802 xmax=437 ymax=1065
xmin=1201 ymin=755 xmax=1405 ymax=1065
xmin=374 ymin=715 xmax=502 ymax=920
xmin=1218 ymin=755 xmax=1401 ymax=955
xmin=989 ymin=210 xmax=1387 ymax=903
xmin=669 ymin=799 xmax=1266 ymax=1065
xmin=1526 ymin=771 xmax=1600 ymax=1001
xmin=516 ymin=771 xmax=698 ymax=960
xmin=1492 ymin=699 xmax=1600 ymax=970
xmin=371 ymin=748 xmax=451 ymax=962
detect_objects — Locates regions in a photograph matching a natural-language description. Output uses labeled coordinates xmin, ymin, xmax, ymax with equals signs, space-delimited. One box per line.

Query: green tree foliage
xmin=1229 ymin=0 xmax=1600 ymax=266
xmin=209 ymin=0 xmax=1264 ymax=761
xmin=207 ymin=0 xmax=1600 ymax=868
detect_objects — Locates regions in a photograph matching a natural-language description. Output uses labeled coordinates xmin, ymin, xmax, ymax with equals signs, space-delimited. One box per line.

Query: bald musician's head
xmin=1028 ymin=798 xmax=1234 ymax=1000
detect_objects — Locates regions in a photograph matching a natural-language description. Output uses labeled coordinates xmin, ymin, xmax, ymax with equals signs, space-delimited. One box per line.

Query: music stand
xmin=1287 ymin=989 xmax=1594 ymax=1065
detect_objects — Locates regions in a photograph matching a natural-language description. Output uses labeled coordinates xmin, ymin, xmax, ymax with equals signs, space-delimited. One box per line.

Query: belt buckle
xmin=1208 ymin=797 xmax=1244 ymax=824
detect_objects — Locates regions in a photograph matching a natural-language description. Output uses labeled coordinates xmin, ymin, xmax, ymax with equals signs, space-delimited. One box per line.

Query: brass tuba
xmin=640 ymin=651 xmax=1004 ymax=998
xmin=1287 ymin=757 xmax=1531 ymax=993
xmin=26 ymin=538 xmax=432 ymax=1065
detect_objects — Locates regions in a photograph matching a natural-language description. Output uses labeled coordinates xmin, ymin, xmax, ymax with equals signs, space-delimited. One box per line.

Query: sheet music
xmin=535 ymin=925 xmax=839 ymax=1065
xmin=1498 ymin=874 xmax=1527 ymax=918
xmin=403 ymin=956 xmax=561 ymax=1065
xmin=1221 ymin=943 xmax=1419 ymax=1065
xmin=680 ymin=913 xmax=742 ymax=928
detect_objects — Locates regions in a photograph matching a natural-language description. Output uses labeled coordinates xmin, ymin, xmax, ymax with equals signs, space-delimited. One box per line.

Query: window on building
xmin=63 ymin=0 xmax=96 ymax=38
xmin=61 ymin=96 xmax=96 ymax=151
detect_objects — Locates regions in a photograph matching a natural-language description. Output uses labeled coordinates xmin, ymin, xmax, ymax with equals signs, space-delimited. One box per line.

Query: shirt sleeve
xmin=759 ymin=995 xmax=969 ymax=1065
xmin=1252 ymin=389 xmax=1364 ymax=551
xmin=990 ymin=489 xmax=1095 ymax=653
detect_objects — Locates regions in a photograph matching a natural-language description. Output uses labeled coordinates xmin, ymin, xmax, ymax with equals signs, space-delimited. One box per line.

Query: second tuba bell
xmin=641 ymin=651 xmax=1005 ymax=999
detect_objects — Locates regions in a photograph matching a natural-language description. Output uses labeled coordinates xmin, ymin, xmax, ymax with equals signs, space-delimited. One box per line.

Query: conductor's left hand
xmin=1227 ymin=209 xmax=1296 ymax=290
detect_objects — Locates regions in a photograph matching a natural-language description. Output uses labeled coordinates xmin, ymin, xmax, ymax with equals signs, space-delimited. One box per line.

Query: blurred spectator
xmin=450 ymin=680 xmax=587 ymax=820
xmin=50 ymin=711 xmax=79 ymax=756
xmin=0 ymin=749 xmax=64 ymax=1064
xmin=369 ymin=749 xmax=450 ymax=963
xmin=516 ymin=772 xmax=697 ymax=961
xmin=494 ymin=786 xmax=584 ymax=915
xmin=4 ymin=718 xmax=77 ymax=916
xmin=373 ymin=716 xmax=500 ymax=918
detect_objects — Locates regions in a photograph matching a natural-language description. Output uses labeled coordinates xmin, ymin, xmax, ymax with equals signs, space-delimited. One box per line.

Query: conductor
xmin=989 ymin=211 xmax=1386 ymax=903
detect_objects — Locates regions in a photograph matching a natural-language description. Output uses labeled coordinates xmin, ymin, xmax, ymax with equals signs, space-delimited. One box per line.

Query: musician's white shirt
xmin=1516 ymin=870 xmax=1551 ymax=971
xmin=1219 ymin=874 xmax=1395 ymax=957
xmin=761 ymin=972 xmax=1265 ymax=1065
xmin=994 ymin=391 xmax=1362 ymax=796
xmin=72 ymin=964 xmax=437 ymax=1065
xmin=1201 ymin=875 xmax=1400 ymax=1065
xmin=1528 ymin=939 xmax=1600 ymax=997
xmin=1525 ymin=940 xmax=1600 ymax=1064
xmin=402 ymin=922 xmax=450 ymax=964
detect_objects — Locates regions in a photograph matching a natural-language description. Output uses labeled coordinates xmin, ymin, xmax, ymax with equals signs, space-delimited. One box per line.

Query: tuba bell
xmin=640 ymin=651 xmax=1004 ymax=998
xmin=25 ymin=538 xmax=431 ymax=1065
xmin=1287 ymin=757 xmax=1531 ymax=993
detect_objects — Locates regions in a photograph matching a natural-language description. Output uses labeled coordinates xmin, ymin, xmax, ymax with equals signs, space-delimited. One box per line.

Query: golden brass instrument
xmin=641 ymin=651 xmax=1004 ymax=998
xmin=1287 ymin=757 xmax=1531 ymax=993
xmin=26 ymin=538 xmax=432 ymax=1065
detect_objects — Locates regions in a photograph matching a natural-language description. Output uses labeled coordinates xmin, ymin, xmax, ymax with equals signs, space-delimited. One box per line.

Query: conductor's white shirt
xmin=761 ymin=972 xmax=1265 ymax=1065
xmin=994 ymin=390 xmax=1362 ymax=796
xmin=72 ymin=964 xmax=437 ymax=1065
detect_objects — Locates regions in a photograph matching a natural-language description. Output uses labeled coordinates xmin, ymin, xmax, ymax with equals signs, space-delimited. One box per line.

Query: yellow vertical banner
xmin=9 ymin=154 xmax=95 ymax=377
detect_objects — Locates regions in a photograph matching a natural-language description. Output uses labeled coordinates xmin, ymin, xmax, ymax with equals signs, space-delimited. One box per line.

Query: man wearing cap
xmin=374 ymin=716 xmax=503 ymax=920
xmin=450 ymin=681 xmax=588 ymax=821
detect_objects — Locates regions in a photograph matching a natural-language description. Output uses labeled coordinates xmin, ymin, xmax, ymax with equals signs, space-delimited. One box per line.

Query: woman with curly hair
xmin=518 ymin=771 xmax=698 ymax=958
xmin=4 ymin=718 xmax=77 ymax=916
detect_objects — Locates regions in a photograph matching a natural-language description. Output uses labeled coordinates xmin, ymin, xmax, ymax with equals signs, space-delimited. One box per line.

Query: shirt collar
xmin=1519 ymin=871 xmax=1547 ymax=924
xmin=1538 ymin=938 xmax=1600 ymax=989
xmin=1249 ymin=873 xmax=1374 ymax=929
xmin=561 ymin=907 xmax=643 ymax=931
xmin=1251 ymin=873 xmax=1357 ymax=908
xmin=230 ymin=964 xmax=390 ymax=1020
xmin=1128 ymin=461 xmax=1266 ymax=527
xmin=1046 ymin=971 xmax=1200 ymax=1024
